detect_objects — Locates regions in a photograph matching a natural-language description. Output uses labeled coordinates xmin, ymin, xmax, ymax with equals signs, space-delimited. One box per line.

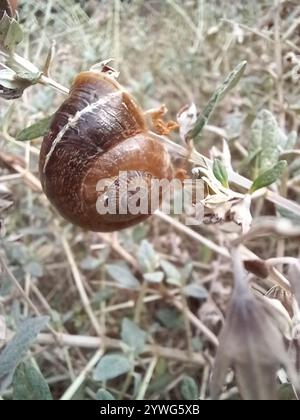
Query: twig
xmin=156 ymin=211 xmax=291 ymax=291
xmin=0 ymin=151 xmax=42 ymax=192
xmin=60 ymin=236 xmax=102 ymax=336
xmin=60 ymin=350 xmax=103 ymax=401
xmin=136 ymin=357 xmax=158 ymax=400
xmin=155 ymin=210 xmax=229 ymax=258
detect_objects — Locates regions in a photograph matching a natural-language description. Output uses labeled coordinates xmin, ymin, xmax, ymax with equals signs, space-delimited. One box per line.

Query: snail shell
xmin=39 ymin=70 xmax=173 ymax=232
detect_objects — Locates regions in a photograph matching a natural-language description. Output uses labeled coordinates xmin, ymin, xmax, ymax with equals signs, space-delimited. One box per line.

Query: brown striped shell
xmin=39 ymin=71 xmax=173 ymax=232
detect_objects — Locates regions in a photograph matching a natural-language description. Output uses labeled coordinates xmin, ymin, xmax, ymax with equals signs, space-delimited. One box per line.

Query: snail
xmin=39 ymin=65 xmax=173 ymax=232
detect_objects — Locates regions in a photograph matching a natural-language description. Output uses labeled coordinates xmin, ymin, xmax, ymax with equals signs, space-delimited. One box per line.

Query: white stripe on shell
xmin=43 ymin=91 xmax=124 ymax=174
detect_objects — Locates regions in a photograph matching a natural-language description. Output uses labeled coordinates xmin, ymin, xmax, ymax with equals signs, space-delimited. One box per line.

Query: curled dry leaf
xmin=0 ymin=68 xmax=23 ymax=99
xmin=198 ymin=301 xmax=223 ymax=334
xmin=177 ymin=103 xmax=197 ymax=142
xmin=229 ymin=194 xmax=252 ymax=234
xmin=193 ymin=165 xmax=253 ymax=233
xmin=211 ymin=291 xmax=294 ymax=400
xmin=0 ymin=68 xmax=40 ymax=100
xmin=0 ymin=10 xmax=23 ymax=52
xmin=147 ymin=104 xmax=179 ymax=136
xmin=90 ymin=59 xmax=120 ymax=79
xmin=211 ymin=248 xmax=296 ymax=400
xmin=266 ymin=287 xmax=295 ymax=319
xmin=210 ymin=139 xmax=234 ymax=173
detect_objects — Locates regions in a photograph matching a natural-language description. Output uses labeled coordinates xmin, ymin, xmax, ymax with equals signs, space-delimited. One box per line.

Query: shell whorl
xmin=41 ymin=72 xmax=146 ymax=176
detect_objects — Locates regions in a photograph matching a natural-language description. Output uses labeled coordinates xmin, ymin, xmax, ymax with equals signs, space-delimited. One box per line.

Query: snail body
xmin=39 ymin=70 xmax=173 ymax=232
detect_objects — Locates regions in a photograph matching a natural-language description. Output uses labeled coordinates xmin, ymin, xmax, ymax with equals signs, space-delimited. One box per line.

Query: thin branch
xmin=60 ymin=350 xmax=103 ymax=401
xmin=136 ymin=357 xmax=158 ymax=400
xmin=172 ymin=299 xmax=219 ymax=347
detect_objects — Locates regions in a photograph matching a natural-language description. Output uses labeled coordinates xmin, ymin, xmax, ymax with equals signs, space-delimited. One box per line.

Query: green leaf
xmin=16 ymin=71 xmax=42 ymax=84
xmin=213 ymin=159 xmax=229 ymax=188
xmin=143 ymin=271 xmax=164 ymax=283
xmin=250 ymin=110 xmax=288 ymax=176
xmin=0 ymin=68 xmax=17 ymax=89
xmin=183 ymin=283 xmax=209 ymax=300
xmin=276 ymin=206 xmax=300 ymax=225
xmin=138 ymin=240 xmax=159 ymax=273
xmin=106 ymin=264 xmax=140 ymax=290
xmin=156 ymin=308 xmax=183 ymax=329
xmin=96 ymin=389 xmax=115 ymax=400
xmin=0 ymin=12 xmax=10 ymax=40
xmin=121 ymin=318 xmax=147 ymax=354
xmin=0 ymin=68 xmax=41 ymax=101
xmin=93 ymin=354 xmax=131 ymax=381
xmin=92 ymin=288 xmax=113 ymax=305
xmin=285 ymin=131 xmax=297 ymax=150
xmin=13 ymin=361 xmax=52 ymax=400
xmin=0 ymin=316 xmax=49 ymax=392
xmin=187 ymin=60 xmax=247 ymax=141
xmin=24 ymin=261 xmax=43 ymax=278
xmin=0 ymin=13 xmax=23 ymax=52
xmin=16 ymin=116 xmax=52 ymax=141
xmin=0 ymin=68 xmax=27 ymax=100
xmin=80 ymin=256 xmax=102 ymax=271
xmin=290 ymin=157 xmax=300 ymax=176
xmin=250 ymin=160 xmax=287 ymax=193
xmin=160 ymin=260 xmax=181 ymax=286
xmin=180 ymin=375 xmax=199 ymax=400
xmin=278 ymin=383 xmax=297 ymax=400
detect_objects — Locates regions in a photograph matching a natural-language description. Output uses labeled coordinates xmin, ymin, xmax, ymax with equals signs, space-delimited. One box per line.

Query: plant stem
xmin=39 ymin=74 xmax=69 ymax=94
xmin=136 ymin=357 xmax=158 ymax=400
xmin=37 ymin=332 xmax=205 ymax=365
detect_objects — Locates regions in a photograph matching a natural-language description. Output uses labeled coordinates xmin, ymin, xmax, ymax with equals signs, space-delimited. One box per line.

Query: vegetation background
xmin=1 ymin=0 xmax=300 ymax=400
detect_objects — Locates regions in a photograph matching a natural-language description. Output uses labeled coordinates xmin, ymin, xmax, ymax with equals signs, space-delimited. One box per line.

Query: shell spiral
xmin=39 ymin=71 xmax=173 ymax=232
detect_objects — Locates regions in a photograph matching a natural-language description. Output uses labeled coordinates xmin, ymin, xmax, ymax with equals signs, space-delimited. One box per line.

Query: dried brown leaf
xmin=211 ymin=248 xmax=295 ymax=400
